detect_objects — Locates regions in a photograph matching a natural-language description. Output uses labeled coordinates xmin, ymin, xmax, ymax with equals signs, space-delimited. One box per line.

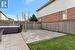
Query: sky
xmin=0 ymin=0 xmax=49 ymax=20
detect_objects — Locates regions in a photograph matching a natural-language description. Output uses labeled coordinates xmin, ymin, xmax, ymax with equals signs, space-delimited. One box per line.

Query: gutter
xmin=36 ymin=0 xmax=55 ymax=12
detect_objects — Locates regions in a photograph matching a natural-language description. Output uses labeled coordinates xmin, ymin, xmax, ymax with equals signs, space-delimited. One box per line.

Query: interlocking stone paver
xmin=22 ymin=30 xmax=66 ymax=43
xmin=0 ymin=33 xmax=30 ymax=50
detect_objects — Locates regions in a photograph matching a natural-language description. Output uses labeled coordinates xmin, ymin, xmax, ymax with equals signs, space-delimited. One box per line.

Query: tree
xmin=22 ymin=12 xmax=27 ymax=30
xmin=29 ymin=14 xmax=38 ymax=22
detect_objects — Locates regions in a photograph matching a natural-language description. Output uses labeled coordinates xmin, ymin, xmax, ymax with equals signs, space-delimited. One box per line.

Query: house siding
xmin=0 ymin=11 xmax=14 ymax=21
xmin=37 ymin=0 xmax=75 ymax=17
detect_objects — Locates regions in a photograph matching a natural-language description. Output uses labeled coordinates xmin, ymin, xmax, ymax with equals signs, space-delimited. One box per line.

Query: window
xmin=62 ymin=10 xmax=67 ymax=20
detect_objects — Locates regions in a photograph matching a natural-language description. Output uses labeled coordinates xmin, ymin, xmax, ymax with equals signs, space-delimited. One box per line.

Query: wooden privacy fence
xmin=21 ymin=22 xmax=41 ymax=30
xmin=0 ymin=20 xmax=41 ymax=30
xmin=0 ymin=20 xmax=75 ymax=34
xmin=41 ymin=19 xmax=75 ymax=34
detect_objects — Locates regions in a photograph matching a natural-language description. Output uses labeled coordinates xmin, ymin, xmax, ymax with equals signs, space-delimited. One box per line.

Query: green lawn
xmin=27 ymin=35 xmax=75 ymax=50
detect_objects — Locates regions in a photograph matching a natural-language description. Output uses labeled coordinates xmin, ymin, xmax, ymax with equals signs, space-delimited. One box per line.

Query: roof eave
xmin=36 ymin=0 xmax=55 ymax=12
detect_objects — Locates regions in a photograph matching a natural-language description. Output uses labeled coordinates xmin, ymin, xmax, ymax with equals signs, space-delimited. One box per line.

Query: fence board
xmin=41 ymin=20 xmax=75 ymax=34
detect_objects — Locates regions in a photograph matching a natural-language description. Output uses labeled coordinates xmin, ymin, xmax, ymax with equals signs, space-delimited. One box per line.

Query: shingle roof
xmin=36 ymin=0 xmax=55 ymax=12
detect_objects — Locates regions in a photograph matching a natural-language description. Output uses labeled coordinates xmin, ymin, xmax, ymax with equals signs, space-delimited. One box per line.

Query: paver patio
xmin=0 ymin=30 xmax=66 ymax=50
xmin=0 ymin=33 xmax=30 ymax=50
xmin=22 ymin=30 xmax=66 ymax=43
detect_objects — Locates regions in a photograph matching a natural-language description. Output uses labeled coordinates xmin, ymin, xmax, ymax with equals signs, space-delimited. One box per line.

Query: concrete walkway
xmin=0 ymin=33 xmax=30 ymax=50
xmin=22 ymin=30 xmax=66 ymax=43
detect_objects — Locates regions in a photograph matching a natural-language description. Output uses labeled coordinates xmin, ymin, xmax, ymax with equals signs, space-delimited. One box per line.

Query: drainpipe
xmin=0 ymin=12 xmax=1 ymax=20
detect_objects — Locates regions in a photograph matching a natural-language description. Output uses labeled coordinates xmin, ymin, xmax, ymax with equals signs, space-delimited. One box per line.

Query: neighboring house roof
xmin=36 ymin=0 xmax=55 ymax=12
xmin=0 ymin=11 xmax=14 ymax=21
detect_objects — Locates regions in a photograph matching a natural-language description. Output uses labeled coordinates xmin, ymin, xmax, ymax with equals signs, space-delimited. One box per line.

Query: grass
xmin=27 ymin=35 xmax=75 ymax=50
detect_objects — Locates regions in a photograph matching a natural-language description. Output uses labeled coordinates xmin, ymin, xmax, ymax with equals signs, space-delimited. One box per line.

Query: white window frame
xmin=62 ymin=10 xmax=67 ymax=20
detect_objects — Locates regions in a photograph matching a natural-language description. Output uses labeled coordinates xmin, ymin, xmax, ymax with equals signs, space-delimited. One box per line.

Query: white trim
xmin=62 ymin=10 xmax=67 ymax=20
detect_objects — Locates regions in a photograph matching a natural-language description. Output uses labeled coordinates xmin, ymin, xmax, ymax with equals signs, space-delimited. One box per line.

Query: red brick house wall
xmin=68 ymin=7 xmax=75 ymax=19
xmin=38 ymin=7 xmax=75 ymax=23
xmin=40 ymin=12 xmax=62 ymax=23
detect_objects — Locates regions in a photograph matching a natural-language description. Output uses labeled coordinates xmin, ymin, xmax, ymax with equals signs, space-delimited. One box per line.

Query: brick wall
xmin=40 ymin=12 xmax=62 ymax=23
xmin=38 ymin=7 xmax=75 ymax=23
xmin=67 ymin=7 xmax=75 ymax=19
